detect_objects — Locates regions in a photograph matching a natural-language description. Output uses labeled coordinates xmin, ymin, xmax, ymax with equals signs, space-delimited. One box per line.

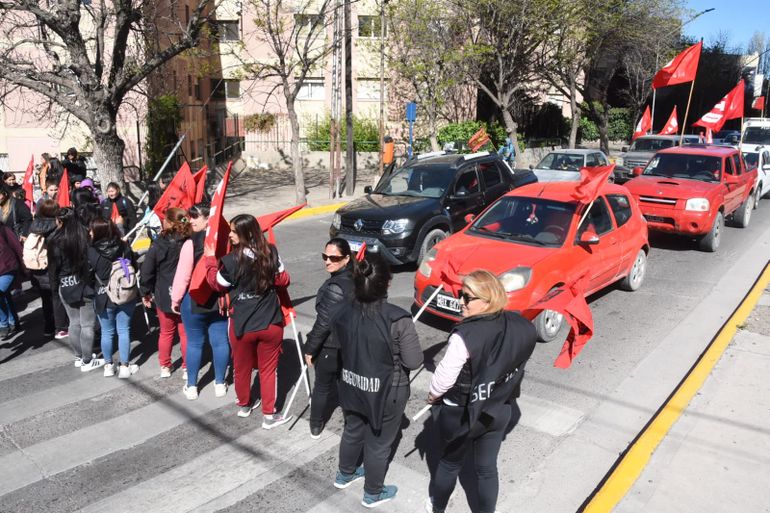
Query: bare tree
xmin=0 ymin=0 xmax=216 ymax=185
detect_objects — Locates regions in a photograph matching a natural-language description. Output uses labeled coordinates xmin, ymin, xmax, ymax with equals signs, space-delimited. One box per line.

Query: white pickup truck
xmin=742 ymin=148 xmax=770 ymax=207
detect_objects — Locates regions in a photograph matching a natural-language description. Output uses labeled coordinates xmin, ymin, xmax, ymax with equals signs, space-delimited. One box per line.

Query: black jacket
xmin=0 ymin=198 xmax=32 ymax=238
xmin=48 ymin=227 xmax=94 ymax=305
xmin=140 ymin=233 xmax=186 ymax=313
xmin=100 ymin=194 xmax=137 ymax=232
xmin=87 ymin=238 xmax=134 ymax=314
xmin=28 ymin=216 xmax=57 ymax=289
xmin=304 ymin=266 xmax=354 ymax=357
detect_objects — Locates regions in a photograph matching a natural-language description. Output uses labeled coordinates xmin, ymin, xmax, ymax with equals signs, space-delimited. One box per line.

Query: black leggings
xmin=309 ymin=348 xmax=340 ymax=428
xmin=431 ymin=401 xmax=519 ymax=513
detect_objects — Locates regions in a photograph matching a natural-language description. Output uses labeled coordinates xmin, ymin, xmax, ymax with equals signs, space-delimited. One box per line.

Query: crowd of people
xmin=0 ymin=153 xmax=539 ymax=512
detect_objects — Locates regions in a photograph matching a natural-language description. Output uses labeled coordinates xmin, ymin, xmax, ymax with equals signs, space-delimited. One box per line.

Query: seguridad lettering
xmin=470 ymin=368 xmax=519 ymax=403
xmin=341 ymin=369 xmax=381 ymax=393
xmin=60 ymin=275 xmax=80 ymax=287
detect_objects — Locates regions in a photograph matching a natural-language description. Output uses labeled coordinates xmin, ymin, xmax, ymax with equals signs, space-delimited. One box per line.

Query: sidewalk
xmin=615 ymin=284 xmax=770 ymax=513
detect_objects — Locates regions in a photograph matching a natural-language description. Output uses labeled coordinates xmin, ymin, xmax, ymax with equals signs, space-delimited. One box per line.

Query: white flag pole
xmin=282 ymin=311 xmax=312 ymax=417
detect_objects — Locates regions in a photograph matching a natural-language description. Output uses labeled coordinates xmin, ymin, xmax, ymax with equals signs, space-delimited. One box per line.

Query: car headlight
xmin=499 ymin=267 xmax=532 ymax=292
xmin=382 ymin=218 xmax=409 ymax=235
xmin=418 ymin=247 xmax=438 ymax=277
xmin=685 ymin=198 xmax=709 ymax=212
xmin=332 ymin=213 xmax=341 ymax=229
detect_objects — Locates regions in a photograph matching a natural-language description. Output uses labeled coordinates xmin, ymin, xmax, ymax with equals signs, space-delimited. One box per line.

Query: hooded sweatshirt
xmin=87 ymin=237 xmax=134 ymax=314
xmin=139 ymin=233 xmax=187 ymax=313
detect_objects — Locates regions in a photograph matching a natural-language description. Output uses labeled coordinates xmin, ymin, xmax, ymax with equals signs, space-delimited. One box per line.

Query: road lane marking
xmin=287 ymin=202 xmax=348 ymax=220
xmin=580 ymin=261 xmax=770 ymax=513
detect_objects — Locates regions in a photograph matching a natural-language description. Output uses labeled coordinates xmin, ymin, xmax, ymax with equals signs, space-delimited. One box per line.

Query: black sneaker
xmin=310 ymin=424 xmax=323 ymax=439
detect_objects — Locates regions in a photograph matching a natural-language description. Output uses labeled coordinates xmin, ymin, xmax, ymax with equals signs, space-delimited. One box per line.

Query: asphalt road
xmin=1 ymin=203 xmax=769 ymax=513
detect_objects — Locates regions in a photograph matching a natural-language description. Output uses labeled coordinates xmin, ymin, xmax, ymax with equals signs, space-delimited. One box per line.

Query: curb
xmin=286 ymin=201 xmax=348 ymax=220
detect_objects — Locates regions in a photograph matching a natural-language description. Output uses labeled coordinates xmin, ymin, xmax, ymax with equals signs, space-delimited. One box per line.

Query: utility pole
xmin=330 ymin=0 xmax=343 ymax=198
xmin=344 ymin=0 xmax=354 ymax=195
xmin=378 ymin=0 xmax=386 ymax=179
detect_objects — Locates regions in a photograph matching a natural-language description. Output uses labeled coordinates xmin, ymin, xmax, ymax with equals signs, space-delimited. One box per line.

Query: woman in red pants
xmin=140 ymin=208 xmax=191 ymax=378
xmin=203 ymin=214 xmax=292 ymax=429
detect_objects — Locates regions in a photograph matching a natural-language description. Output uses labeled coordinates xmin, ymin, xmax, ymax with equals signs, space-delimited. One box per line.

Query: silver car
xmin=531 ymin=149 xmax=610 ymax=182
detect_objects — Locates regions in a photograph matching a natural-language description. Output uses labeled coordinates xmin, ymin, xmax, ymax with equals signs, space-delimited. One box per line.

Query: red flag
xmin=58 ymin=169 xmax=71 ymax=208
xmin=571 ymin=164 xmax=615 ymax=204
xmin=355 ymin=242 xmax=367 ymax=262
xmin=658 ymin=107 xmax=678 ymax=135
xmin=652 ymin=41 xmax=702 ymax=89
xmin=22 ymin=155 xmax=35 ymax=212
xmin=693 ymin=81 xmax=745 ymax=132
xmin=522 ymin=274 xmax=594 ymax=368
xmin=632 ymin=106 xmax=652 ymax=140
xmin=752 ymin=96 xmax=765 ymax=111
xmin=188 ymin=162 xmax=233 ymax=304
xmin=192 ymin=165 xmax=207 ymax=203
xmin=152 ymin=162 xmax=196 ymax=220
xmin=468 ymin=127 xmax=490 ymax=152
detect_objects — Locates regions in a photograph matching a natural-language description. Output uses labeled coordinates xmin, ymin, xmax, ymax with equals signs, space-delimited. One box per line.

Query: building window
xmin=210 ymin=79 xmax=240 ymax=99
xmin=294 ymin=14 xmax=322 ymax=34
xmin=358 ymin=15 xmax=385 ymax=38
xmin=0 ymin=153 xmax=8 ymax=171
xmin=214 ymin=20 xmax=240 ymax=41
xmin=225 ymin=80 xmax=240 ymax=99
xmin=185 ymin=5 xmax=189 ymax=23
xmin=195 ymin=79 xmax=202 ymax=100
xmin=297 ymin=79 xmax=325 ymax=100
xmin=356 ymin=79 xmax=384 ymax=101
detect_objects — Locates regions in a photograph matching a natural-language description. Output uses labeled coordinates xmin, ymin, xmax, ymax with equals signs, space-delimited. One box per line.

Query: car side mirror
xmin=464 ymin=213 xmax=475 ymax=224
xmin=364 ymin=185 xmax=372 ymax=194
xmin=632 ymin=166 xmax=644 ymax=177
xmin=724 ymin=173 xmax=739 ymax=184
xmin=579 ymin=229 xmax=600 ymax=245
xmin=622 ymin=146 xmax=629 ymax=153
xmin=451 ymin=190 xmax=468 ymax=199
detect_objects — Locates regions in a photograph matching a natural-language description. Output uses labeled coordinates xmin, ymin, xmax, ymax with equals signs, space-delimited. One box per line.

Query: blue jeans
xmin=181 ymin=293 xmax=229 ymax=386
xmin=0 ymin=273 xmax=19 ymax=328
xmin=97 ymin=302 xmax=136 ymax=364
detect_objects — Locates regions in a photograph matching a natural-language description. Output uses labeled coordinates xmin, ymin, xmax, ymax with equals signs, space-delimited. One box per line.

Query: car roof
xmin=657 ymin=145 xmax=738 ymax=156
xmin=635 ymin=135 xmax=698 ymax=141
xmin=404 ymin=151 xmax=499 ymax=168
xmin=544 ymin=149 xmax=599 ymax=155
xmin=504 ymin=180 xmax=627 ymax=203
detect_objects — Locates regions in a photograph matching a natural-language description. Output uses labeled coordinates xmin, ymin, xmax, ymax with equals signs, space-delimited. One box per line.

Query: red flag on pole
xmin=693 ymin=81 xmax=745 ymax=132
xmin=658 ymin=107 xmax=679 ymax=135
xmin=152 ymin=162 xmax=196 ymax=220
xmin=58 ymin=169 xmax=71 ymax=208
xmin=652 ymin=41 xmax=702 ymax=89
xmin=571 ymin=165 xmax=615 ymax=204
xmin=355 ymin=242 xmax=367 ymax=262
xmin=188 ymin=162 xmax=233 ymax=304
xmin=632 ymin=106 xmax=652 ymax=140
xmin=192 ymin=165 xmax=207 ymax=203
xmin=468 ymin=127 xmax=491 ymax=152
xmin=752 ymin=96 xmax=765 ymax=111
xmin=22 ymin=155 xmax=35 ymax=212
xmin=522 ymin=274 xmax=594 ymax=368
xmin=705 ymin=128 xmax=713 ymax=143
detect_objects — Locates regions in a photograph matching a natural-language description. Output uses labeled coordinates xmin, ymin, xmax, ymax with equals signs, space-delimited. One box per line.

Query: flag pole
xmin=679 ymin=78 xmax=696 ymax=146
xmin=282 ymin=312 xmax=312 ymax=417
xmin=135 ymin=134 xmax=187 ymax=207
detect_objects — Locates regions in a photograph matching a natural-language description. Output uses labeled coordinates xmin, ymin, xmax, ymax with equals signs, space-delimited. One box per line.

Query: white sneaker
xmin=182 ymin=369 xmax=188 ymax=381
xmin=118 ymin=364 xmax=139 ymax=379
xmin=103 ymin=363 xmax=115 ymax=377
xmin=183 ymin=385 xmax=198 ymax=400
xmin=214 ymin=383 xmax=227 ymax=397
xmin=160 ymin=366 xmax=171 ymax=378
xmin=80 ymin=358 xmax=105 ymax=372
xmin=74 ymin=357 xmax=83 ymax=368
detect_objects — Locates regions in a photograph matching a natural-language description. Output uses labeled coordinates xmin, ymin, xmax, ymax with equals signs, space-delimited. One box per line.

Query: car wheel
xmin=619 ymin=249 xmax=647 ymax=291
xmin=733 ymin=193 xmax=753 ymax=228
xmin=535 ymin=309 xmax=564 ymax=343
xmin=698 ymin=211 xmax=723 ymax=252
xmin=418 ymin=228 xmax=447 ymax=263
xmin=754 ymin=186 xmax=761 ymax=209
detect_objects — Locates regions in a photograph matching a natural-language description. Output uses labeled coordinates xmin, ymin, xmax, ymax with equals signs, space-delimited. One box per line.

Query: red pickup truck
xmin=623 ymin=145 xmax=757 ymax=252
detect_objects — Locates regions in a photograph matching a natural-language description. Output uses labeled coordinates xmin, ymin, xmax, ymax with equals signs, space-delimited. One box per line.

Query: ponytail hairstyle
xmin=55 ymin=207 xmax=90 ymax=276
xmin=230 ymin=214 xmax=276 ymax=294
xmin=352 ymin=252 xmax=391 ymax=315
xmin=162 ymin=207 xmax=192 ymax=239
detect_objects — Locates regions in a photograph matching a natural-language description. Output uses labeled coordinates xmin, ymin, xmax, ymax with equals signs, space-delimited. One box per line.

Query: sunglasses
xmin=189 ymin=212 xmax=201 ymax=219
xmin=459 ymin=290 xmax=480 ymax=305
xmin=321 ymin=253 xmax=346 ymax=263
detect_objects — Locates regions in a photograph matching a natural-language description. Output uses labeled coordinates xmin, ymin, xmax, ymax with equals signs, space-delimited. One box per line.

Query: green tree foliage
xmin=145 ymin=94 xmax=182 ymax=176
xmin=578 ymin=106 xmax=633 ymax=142
xmin=306 ymin=115 xmax=381 ymax=152
xmin=436 ymin=120 xmax=508 ymax=151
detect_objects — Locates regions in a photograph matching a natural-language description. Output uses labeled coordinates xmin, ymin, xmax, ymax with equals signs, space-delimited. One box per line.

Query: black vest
xmin=332 ymin=300 xmax=410 ymax=431
xmin=443 ymin=311 xmax=536 ymax=441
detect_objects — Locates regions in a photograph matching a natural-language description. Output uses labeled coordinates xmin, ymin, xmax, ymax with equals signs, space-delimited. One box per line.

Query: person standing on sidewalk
xmin=303 ymin=238 xmax=354 ymax=439
xmin=331 ymin=253 xmax=422 ymax=508
xmin=48 ymin=207 xmax=104 ymax=371
xmin=0 ymin=217 xmax=24 ymax=340
xmin=424 ymin=270 xmax=537 ymax=513
xmin=100 ymin=182 xmax=136 ymax=236
xmin=140 ymin=207 xmax=190 ymax=378
xmin=203 ymin=214 xmax=292 ymax=429
xmin=171 ymin=202 xmax=229 ymax=400
xmin=88 ymin=217 xmax=138 ymax=378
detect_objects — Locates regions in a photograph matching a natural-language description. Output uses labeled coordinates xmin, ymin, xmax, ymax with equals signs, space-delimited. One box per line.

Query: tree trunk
xmin=286 ymin=103 xmax=306 ymax=205
xmin=429 ymin=135 xmax=440 ymax=152
xmin=92 ymin=129 xmax=126 ymax=186
xmin=598 ymin=105 xmax=610 ymax=155
xmin=343 ymin=0 xmax=355 ymax=196
xmin=502 ymin=109 xmax=520 ymax=167
xmin=568 ymin=78 xmax=580 ymax=149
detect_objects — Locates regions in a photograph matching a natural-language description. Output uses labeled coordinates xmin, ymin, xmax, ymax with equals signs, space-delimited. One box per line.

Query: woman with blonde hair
xmin=425 ymin=270 xmax=537 ymax=513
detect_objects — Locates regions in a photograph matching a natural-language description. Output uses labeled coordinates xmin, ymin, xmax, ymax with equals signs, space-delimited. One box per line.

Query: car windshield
xmin=469 ymin=197 xmax=576 ymax=247
xmin=743 ymin=126 xmax=770 ymax=145
xmin=743 ymin=152 xmax=759 ymax=168
xmin=643 ymin=154 xmax=722 ymax=182
xmin=374 ymin=165 xmax=455 ymax=198
xmin=536 ymin=153 xmax=584 ymax=171
xmin=628 ymin=138 xmax=675 ymax=151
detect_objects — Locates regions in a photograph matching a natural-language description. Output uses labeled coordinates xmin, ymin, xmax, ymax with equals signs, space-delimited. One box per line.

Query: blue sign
xmin=406 ymin=102 xmax=417 ymax=122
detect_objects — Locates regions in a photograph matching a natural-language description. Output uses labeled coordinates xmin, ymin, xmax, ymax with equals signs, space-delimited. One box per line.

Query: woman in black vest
xmin=304 ymin=238 xmax=355 ymax=439
xmin=331 ymin=253 xmax=422 ymax=508
xmin=425 ymin=270 xmax=537 ymax=513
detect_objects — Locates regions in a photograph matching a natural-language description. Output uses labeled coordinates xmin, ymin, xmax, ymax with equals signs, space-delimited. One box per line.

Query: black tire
xmin=417 ymin=228 xmax=447 ymax=263
xmin=534 ymin=309 xmax=564 ymax=343
xmin=755 ymin=184 xmax=762 ymax=209
xmin=733 ymin=193 xmax=753 ymax=228
xmin=619 ymin=249 xmax=647 ymax=291
xmin=698 ymin=211 xmax=723 ymax=252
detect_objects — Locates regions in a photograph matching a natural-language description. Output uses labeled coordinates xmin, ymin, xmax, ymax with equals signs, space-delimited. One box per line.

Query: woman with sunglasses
xmin=303 ymin=238 xmax=355 ymax=439
xmin=331 ymin=253 xmax=422 ymax=508
xmin=424 ymin=270 xmax=537 ymax=513
xmin=171 ymin=202 xmax=230 ymax=400
xmin=202 ymin=214 xmax=292 ymax=429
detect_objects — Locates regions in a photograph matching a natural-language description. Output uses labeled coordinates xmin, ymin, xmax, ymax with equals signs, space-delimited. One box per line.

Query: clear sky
xmin=683 ymin=0 xmax=769 ymax=50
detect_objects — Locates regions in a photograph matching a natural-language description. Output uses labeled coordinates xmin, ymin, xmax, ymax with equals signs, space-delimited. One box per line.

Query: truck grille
xmin=339 ymin=217 xmax=384 ymax=235
xmin=639 ymin=196 xmax=677 ymax=205
xmin=625 ymin=159 xmax=648 ymax=168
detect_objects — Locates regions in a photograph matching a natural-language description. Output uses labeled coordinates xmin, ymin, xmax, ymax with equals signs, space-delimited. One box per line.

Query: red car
xmin=624 ymin=145 xmax=758 ymax=252
xmin=414 ymin=181 xmax=650 ymax=341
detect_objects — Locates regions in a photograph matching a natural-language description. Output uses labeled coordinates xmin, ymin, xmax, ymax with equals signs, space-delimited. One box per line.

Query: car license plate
xmin=348 ymin=241 xmax=362 ymax=252
xmin=436 ymin=294 xmax=462 ymax=313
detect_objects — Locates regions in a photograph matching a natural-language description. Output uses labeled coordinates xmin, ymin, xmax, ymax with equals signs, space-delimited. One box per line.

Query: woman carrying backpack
xmin=0 ymin=217 xmax=24 ymax=340
xmin=202 ymin=214 xmax=291 ymax=427
xmin=100 ymin=182 xmax=136 ymax=235
xmin=49 ymin=207 xmax=104 ymax=371
xmin=140 ymin=207 xmax=190 ymax=378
